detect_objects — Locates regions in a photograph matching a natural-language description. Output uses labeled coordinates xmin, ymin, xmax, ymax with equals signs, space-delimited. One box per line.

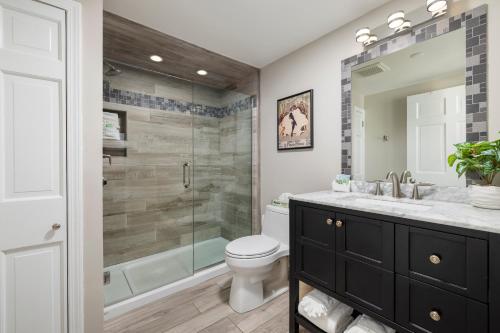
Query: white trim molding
xmin=37 ymin=0 xmax=84 ymax=332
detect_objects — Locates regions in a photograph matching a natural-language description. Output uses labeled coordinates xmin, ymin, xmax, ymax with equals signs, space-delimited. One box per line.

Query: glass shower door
xmin=103 ymin=68 xmax=195 ymax=305
xmin=192 ymin=86 xmax=253 ymax=271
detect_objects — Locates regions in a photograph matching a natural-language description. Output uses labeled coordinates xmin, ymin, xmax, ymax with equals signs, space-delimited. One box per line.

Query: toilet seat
xmin=225 ymin=235 xmax=280 ymax=259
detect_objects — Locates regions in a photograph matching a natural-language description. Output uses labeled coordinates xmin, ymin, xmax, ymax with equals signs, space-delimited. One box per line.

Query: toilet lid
xmin=225 ymin=235 xmax=280 ymax=258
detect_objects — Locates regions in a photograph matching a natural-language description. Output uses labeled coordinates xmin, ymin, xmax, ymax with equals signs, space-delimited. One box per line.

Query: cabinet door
xmin=336 ymin=214 xmax=394 ymax=270
xmin=395 ymin=225 xmax=488 ymax=302
xmin=296 ymin=206 xmax=335 ymax=248
xmin=296 ymin=241 xmax=334 ymax=289
xmin=336 ymin=255 xmax=394 ymax=319
xmin=295 ymin=206 xmax=335 ymax=289
xmin=396 ymin=276 xmax=488 ymax=333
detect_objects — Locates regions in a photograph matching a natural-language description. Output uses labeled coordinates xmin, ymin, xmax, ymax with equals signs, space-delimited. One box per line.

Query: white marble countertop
xmin=291 ymin=191 xmax=500 ymax=235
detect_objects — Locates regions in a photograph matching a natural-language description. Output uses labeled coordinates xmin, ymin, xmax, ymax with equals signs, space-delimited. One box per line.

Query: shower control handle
xmin=183 ymin=162 xmax=191 ymax=188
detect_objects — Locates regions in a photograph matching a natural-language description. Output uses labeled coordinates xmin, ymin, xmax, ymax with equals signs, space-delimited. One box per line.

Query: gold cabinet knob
xmin=335 ymin=220 xmax=343 ymax=228
xmin=326 ymin=218 xmax=333 ymax=225
xmin=429 ymin=310 xmax=441 ymax=322
xmin=429 ymin=254 xmax=441 ymax=265
xmin=52 ymin=223 xmax=61 ymax=230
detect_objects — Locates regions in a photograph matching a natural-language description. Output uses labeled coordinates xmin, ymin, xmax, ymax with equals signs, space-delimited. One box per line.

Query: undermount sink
xmin=354 ymin=198 xmax=433 ymax=212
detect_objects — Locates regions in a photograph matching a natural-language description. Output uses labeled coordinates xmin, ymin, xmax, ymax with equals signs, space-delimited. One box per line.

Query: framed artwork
xmin=277 ymin=89 xmax=314 ymax=150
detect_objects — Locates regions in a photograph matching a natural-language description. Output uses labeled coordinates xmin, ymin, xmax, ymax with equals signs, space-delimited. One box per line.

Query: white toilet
xmin=225 ymin=205 xmax=289 ymax=313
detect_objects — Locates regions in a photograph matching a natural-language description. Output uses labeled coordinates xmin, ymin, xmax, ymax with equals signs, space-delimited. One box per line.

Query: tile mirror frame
xmin=341 ymin=5 xmax=488 ymax=178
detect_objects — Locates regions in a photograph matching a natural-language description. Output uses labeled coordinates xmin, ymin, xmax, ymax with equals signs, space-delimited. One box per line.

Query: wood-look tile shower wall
xmin=103 ymin=66 xmax=253 ymax=267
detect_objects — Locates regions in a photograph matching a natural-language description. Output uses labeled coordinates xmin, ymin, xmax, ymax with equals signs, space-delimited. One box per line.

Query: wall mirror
xmin=341 ymin=5 xmax=488 ymax=187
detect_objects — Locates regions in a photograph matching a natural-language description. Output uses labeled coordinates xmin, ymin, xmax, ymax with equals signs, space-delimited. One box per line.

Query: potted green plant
xmin=448 ymin=138 xmax=500 ymax=209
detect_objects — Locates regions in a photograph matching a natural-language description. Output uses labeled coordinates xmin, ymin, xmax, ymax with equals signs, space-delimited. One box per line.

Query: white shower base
xmin=104 ymin=237 xmax=230 ymax=319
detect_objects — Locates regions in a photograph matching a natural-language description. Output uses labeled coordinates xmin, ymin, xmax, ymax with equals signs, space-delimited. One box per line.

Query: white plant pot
xmin=470 ymin=185 xmax=500 ymax=209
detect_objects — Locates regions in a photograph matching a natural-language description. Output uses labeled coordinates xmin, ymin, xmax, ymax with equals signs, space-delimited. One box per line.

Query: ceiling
xmin=352 ymin=28 xmax=466 ymax=96
xmin=103 ymin=0 xmax=391 ymax=68
xmin=104 ymin=12 xmax=259 ymax=92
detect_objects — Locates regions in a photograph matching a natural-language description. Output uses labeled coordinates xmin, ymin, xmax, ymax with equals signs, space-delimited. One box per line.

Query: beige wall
xmin=79 ymin=0 xmax=104 ymax=332
xmin=260 ymin=0 xmax=500 ymax=212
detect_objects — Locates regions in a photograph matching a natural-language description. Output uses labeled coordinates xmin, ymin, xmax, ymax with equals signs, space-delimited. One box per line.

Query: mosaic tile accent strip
xmin=340 ymin=5 xmax=488 ymax=176
xmin=103 ymin=80 xmax=255 ymax=118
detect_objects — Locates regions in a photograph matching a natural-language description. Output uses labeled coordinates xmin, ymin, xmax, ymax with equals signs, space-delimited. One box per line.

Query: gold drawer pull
xmin=429 ymin=310 xmax=441 ymax=322
xmin=429 ymin=254 xmax=441 ymax=265
xmin=326 ymin=218 xmax=333 ymax=226
xmin=335 ymin=220 xmax=343 ymax=228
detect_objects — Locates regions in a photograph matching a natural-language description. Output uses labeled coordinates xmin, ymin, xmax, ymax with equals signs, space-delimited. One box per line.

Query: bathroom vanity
xmin=289 ymin=192 xmax=500 ymax=333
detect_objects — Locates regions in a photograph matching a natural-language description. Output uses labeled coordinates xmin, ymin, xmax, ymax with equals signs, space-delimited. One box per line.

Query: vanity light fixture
xmin=427 ymin=0 xmax=448 ymax=17
xmin=150 ymin=55 xmax=163 ymax=62
xmin=197 ymin=69 xmax=208 ymax=76
xmin=355 ymin=27 xmax=371 ymax=43
xmin=364 ymin=34 xmax=379 ymax=46
xmin=387 ymin=11 xmax=405 ymax=30
xmin=395 ymin=20 xmax=412 ymax=33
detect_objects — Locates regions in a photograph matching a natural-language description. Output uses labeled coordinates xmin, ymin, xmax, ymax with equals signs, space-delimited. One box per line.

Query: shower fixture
xmin=104 ymin=61 xmax=122 ymax=76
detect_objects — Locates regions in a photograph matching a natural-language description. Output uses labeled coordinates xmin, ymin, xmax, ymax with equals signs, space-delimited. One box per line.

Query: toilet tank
xmin=261 ymin=205 xmax=289 ymax=246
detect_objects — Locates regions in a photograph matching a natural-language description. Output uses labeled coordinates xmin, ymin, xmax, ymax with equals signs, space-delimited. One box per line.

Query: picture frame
xmin=277 ymin=89 xmax=314 ymax=150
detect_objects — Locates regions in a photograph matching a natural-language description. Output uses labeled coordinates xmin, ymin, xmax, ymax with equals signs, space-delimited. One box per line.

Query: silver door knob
xmin=52 ymin=223 xmax=61 ymax=230
xmin=335 ymin=220 xmax=343 ymax=228
xmin=326 ymin=218 xmax=333 ymax=225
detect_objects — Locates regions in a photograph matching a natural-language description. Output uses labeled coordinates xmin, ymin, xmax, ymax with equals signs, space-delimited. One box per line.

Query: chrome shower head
xmin=104 ymin=61 xmax=122 ymax=76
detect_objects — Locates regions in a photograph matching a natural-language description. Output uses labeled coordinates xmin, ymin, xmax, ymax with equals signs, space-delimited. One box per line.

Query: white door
xmin=407 ymin=85 xmax=466 ymax=187
xmin=352 ymin=107 xmax=366 ymax=180
xmin=0 ymin=1 xmax=67 ymax=332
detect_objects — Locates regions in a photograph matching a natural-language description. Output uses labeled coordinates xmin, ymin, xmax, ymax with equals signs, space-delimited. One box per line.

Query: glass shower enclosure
xmin=102 ymin=62 xmax=253 ymax=306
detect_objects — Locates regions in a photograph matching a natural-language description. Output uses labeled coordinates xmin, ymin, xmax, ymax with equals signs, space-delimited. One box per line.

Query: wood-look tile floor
xmin=104 ymin=273 xmax=308 ymax=333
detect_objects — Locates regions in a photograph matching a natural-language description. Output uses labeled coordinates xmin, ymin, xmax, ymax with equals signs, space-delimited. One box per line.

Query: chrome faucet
xmin=400 ymin=170 xmax=412 ymax=184
xmin=386 ymin=171 xmax=401 ymax=198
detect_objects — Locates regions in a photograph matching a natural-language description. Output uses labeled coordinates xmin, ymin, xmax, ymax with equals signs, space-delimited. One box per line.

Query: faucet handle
xmin=412 ymin=183 xmax=420 ymax=200
xmin=375 ymin=180 xmax=383 ymax=196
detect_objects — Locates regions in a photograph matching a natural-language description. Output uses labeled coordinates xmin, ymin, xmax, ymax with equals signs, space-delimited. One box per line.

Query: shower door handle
xmin=183 ymin=162 xmax=191 ymax=188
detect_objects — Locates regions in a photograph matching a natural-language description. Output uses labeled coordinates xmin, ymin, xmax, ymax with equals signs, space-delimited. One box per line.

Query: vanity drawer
xmin=395 ymin=225 xmax=488 ymax=302
xmin=335 ymin=214 xmax=394 ymax=270
xmin=336 ymin=254 xmax=394 ymax=320
xmin=396 ymin=276 xmax=488 ymax=333
xmin=295 ymin=206 xmax=335 ymax=249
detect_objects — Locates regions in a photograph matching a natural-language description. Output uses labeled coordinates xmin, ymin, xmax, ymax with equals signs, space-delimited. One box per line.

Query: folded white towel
xmin=103 ymin=112 xmax=121 ymax=140
xmin=299 ymin=301 xmax=353 ymax=333
xmin=277 ymin=192 xmax=293 ymax=204
xmin=300 ymin=289 xmax=339 ymax=318
xmin=344 ymin=314 xmax=395 ymax=333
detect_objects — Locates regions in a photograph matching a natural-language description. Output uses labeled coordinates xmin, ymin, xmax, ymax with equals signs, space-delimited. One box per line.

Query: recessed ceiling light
xmin=197 ymin=69 xmax=208 ymax=76
xmin=150 ymin=55 xmax=163 ymax=62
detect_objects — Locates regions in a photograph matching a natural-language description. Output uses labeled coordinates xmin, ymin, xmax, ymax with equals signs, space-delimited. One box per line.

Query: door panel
xmin=0 ymin=1 xmax=67 ymax=332
xmin=352 ymin=107 xmax=365 ymax=180
xmin=5 ymin=244 xmax=63 ymax=333
xmin=4 ymin=74 xmax=62 ymax=198
xmin=336 ymin=214 xmax=394 ymax=270
xmin=296 ymin=206 xmax=335 ymax=248
xmin=1 ymin=1 xmax=63 ymax=59
xmin=407 ymin=85 xmax=465 ymax=186
xmin=396 ymin=276 xmax=488 ymax=333
xmin=336 ymin=255 xmax=394 ymax=319
xmin=296 ymin=241 xmax=334 ymax=289
xmin=395 ymin=225 xmax=488 ymax=302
